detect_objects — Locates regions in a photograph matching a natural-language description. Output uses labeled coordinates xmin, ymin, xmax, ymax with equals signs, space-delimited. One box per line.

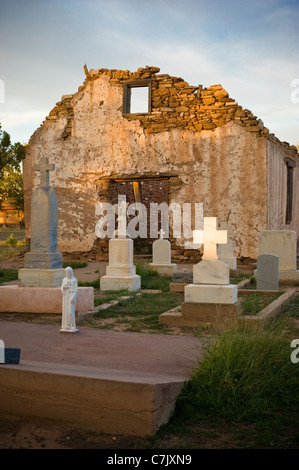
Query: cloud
xmin=0 ymin=110 xmax=47 ymax=128
xmin=0 ymin=0 xmax=298 ymax=145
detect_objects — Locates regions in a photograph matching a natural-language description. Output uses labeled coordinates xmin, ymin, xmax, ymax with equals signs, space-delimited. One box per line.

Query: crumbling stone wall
xmin=46 ymin=65 xmax=272 ymax=137
xmin=24 ymin=66 xmax=299 ymax=260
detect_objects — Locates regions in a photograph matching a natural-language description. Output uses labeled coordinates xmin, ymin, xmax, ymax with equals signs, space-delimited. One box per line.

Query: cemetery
xmin=1 ymin=170 xmax=299 ymax=446
xmin=0 ymin=66 xmax=299 ymax=448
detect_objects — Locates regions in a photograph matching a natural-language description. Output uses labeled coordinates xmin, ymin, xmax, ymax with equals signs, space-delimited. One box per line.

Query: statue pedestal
xmin=60 ymin=328 xmax=79 ymax=333
xmin=18 ymin=268 xmax=65 ymax=287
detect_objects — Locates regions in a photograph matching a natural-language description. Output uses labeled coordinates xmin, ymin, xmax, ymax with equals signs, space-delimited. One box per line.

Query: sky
xmin=0 ymin=0 xmax=298 ymax=146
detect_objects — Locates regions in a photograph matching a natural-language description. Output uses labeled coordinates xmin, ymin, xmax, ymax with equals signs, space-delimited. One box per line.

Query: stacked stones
xmin=42 ymin=65 xmax=298 ymax=154
xmin=45 ymin=94 xmax=74 ymax=140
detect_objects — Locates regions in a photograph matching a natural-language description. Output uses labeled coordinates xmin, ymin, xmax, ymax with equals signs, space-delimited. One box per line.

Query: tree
xmin=0 ymin=123 xmax=26 ymax=213
xmin=0 ymin=123 xmax=26 ymax=178
xmin=0 ymin=166 xmax=24 ymax=214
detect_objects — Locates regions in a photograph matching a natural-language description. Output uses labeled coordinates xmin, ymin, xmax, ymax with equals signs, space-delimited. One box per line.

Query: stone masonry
xmin=23 ymin=66 xmax=299 ymax=260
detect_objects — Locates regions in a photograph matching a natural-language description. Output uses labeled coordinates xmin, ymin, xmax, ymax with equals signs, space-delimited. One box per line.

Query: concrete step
xmin=0 ymin=322 xmax=201 ymax=437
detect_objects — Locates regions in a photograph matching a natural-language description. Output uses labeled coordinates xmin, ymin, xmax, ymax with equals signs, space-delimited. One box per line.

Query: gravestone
xmin=149 ymin=230 xmax=177 ymax=276
xmin=100 ymin=238 xmax=141 ymax=291
xmin=19 ymin=157 xmax=65 ymax=287
xmin=160 ymin=217 xmax=239 ymax=327
xmin=257 ymin=230 xmax=299 ymax=282
xmin=217 ymin=222 xmax=237 ymax=270
xmin=256 ymin=254 xmax=279 ymax=290
xmin=101 ymin=199 xmax=141 ymax=291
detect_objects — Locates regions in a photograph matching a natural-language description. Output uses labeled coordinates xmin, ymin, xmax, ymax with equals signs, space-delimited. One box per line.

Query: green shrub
xmin=174 ymin=324 xmax=299 ymax=423
xmin=4 ymin=234 xmax=18 ymax=246
xmin=0 ymin=269 xmax=18 ymax=283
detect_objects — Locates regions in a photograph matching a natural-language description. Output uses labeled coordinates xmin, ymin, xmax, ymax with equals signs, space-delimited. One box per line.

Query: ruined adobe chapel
xmin=23 ymin=65 xmax=299 ymax=260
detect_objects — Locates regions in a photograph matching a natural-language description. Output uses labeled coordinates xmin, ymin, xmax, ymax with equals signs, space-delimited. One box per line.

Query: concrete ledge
xmin=169 ymin=282 xmax=188 ymax=293
xmin=0 ymin=360 xmax=184 ymax=437
xmin=0 ymin=286 xmax=94 ymax=314
xmin=159 ymin=301 xmax=240 ymax=327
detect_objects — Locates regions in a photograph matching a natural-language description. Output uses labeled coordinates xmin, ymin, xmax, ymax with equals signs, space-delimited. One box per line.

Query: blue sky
xmin=0 ymin=0 xmax=298 ymax=145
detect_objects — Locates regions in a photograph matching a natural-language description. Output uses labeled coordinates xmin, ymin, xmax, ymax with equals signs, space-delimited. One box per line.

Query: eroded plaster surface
xmin=24 ymin=66 xmax=298 ymax=258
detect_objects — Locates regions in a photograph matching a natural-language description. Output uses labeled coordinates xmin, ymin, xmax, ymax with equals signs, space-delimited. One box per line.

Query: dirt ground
xmin=1 ymin=256 xmax=297 ymax=451
xmin=0 ymin=415 xmax=152 ymax=449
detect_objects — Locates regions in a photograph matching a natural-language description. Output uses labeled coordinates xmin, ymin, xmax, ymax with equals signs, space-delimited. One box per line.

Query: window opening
xmin=285 ymin=158 xmax=295 ymax=224
xmin=123 ymin=79 xmax=151 ymax=115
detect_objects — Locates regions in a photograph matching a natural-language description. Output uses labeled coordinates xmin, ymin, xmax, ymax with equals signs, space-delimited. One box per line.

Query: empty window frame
xmin=123 ymin=79 xmax=152 ymax=115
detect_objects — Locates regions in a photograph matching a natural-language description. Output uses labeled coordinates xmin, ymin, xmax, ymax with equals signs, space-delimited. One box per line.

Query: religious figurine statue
xmin=60 ymin=266 xmax=78 ymax=333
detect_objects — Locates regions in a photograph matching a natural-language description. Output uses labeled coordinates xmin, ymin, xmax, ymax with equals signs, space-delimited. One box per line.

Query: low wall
xmin=0 ymin=286 xmax=94 ymax=314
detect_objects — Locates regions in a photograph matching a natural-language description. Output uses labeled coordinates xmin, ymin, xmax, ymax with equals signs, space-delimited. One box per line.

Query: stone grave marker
xmin=149 ymin=229 xmax=177 ymax=276
xmin=100 ymin=238 xmax=141 ymax=292
xmin=19 ymin=157 xmax=65 ymax=287
xmin=159 ymin=217 xmax=239 ymax=327
xmin=256 ymin=254 xmax=279 ymax=291
xmin=217 ymin=222 xmax=237 ymax=270
xmin=257 ymin=230 xmax=299 ymax=282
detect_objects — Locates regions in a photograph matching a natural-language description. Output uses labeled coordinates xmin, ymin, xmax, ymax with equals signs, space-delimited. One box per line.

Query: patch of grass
xmin=78 ymin=279 xmax=100 ymax=288
xmin=135 ymin=261 xmax=171 ymax=292
xmin=94 ymin=290 xmax=133 ymax=306
xmin=63 ymin=261 xmax=87 ymax=269
xmin=80 ymin=292 xmax=183 ymax=333
xmin=230 ymin=273 xmax=252 ymax=285
xmin=103 ymin=292 xmax=182 ymax=317
xmin=0 ymin=243 xmax=27 ymax=260
xmin=0 ymin=269 xmax=18 ymax=284
xmin=171 ymin=320 xmax=299 ymax=426
xmin=241 ymin=292 xmax=282 ymax=315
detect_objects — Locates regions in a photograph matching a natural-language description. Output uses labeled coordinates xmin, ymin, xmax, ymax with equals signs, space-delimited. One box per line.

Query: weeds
xmin=62 ymin=261 xmax=87 ymax=270
xmin=241 ymin=292 xmax=282 ymax=315
xmin=173 ymin=319 xmax=299 ymax=424
xmin=0 ymin=268 xmax=18 ymax=284
xmin=135 ymin=260 xmax=171 ymax=292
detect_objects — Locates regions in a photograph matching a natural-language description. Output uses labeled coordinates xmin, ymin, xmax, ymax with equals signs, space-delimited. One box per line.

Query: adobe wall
xmin=24 ymin=66 xmax=297 ymax=259
xmin=267 ymin=137 xmax=299 ymax=234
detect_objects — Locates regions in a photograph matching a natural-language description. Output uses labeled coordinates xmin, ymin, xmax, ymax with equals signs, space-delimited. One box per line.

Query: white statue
xmin=60 ymin=266 xmax=78 ymax=333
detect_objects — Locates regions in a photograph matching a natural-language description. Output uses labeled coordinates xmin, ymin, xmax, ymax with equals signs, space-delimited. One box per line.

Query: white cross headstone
xmin=193 ymin=217 xmax=228 ymax=261
xmin=193 ymin=217 xmax=230 ymax=284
